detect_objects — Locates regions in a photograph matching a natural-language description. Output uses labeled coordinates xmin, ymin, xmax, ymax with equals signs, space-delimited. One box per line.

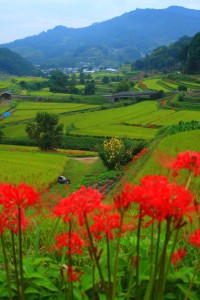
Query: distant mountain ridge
xmin=1 ymin=6 xmax=200 ymax=68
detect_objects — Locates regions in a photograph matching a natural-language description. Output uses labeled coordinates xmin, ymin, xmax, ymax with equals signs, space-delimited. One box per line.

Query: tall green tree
xmin=186 ymin=32 xmax=200 ymax=73
xmin=25 ymin=112 xmax=64 ymax=150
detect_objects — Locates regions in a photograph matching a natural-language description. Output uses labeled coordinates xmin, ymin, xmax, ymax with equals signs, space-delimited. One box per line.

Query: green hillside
xmin=0 ymin=48 xmax=35 ymax=75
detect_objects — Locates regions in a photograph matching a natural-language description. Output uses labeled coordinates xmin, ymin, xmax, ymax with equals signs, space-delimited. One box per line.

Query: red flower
xmin=91 ymin=209 xmax=120 ymax=240
xmin=113 ymin=187 xmax=134 ymax=213
xmin=54 ymin=193 xmax=79 ymax=223
xmin=0 ymin=183 xmax=39 ymax=233
xmin=67 ymin=265 xmax=83 ymax=282
xmin=55 ymin=186 xmax=103 ymax=226
xmin=189 ymin=229 xmax=200 ymax=248
xmin=127 ymin=175 xmax=194 ymax=224
xmin=0 ymin=183 xmax=40 ymax=209
xmin=171 ymin=249 xmax=186 ymax=265
xmin=166 ymin=150 xmax=200 ymax=177
xmin=55 ymin=232 xmax=85 ymax=255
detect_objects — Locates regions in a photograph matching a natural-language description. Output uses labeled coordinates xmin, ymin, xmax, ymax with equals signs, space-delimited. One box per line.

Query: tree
xmin=25 ymin=112 xmax=64 ymax=150
xmin=84 ymin=80 xmax=95 ymax=95
xmin=48 ymin=70 xmax=69 ymax=92
xmin=102 ymin=76 xmax=110 ymax=84
xmin=116 ymin=79 xmax=130 ymax=92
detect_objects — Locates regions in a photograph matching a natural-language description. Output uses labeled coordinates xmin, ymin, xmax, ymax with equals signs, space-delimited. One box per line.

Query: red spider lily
xmin=5 ymin=206 xmax=28 ymax=233
xmin=189 ymin=229 xmax=200 ymax=248
xmin=0 ymin=183 xmax=39 ymax=233
xmin=55 ymin=232 xmax=85 ymax=255
xmin=126 ymin=175 xmax=195 ymax=225
xmin=67 ymin=265 xmax=83 ymax=282
xmin=113 ymin=186 xmax=135 ymax=213
xmin=166 ymin=150 xmax=200 ymax=177
xmin=0 ymin=183 xmax=40 ymax=209
xmin=54 ymin=193 xmax=79 ymax=223
xmin=91 ymin=210 xmax=121 ymax=240
xmin=60 ymin=265 xmax=83 ymax=282
xmin=171 ymin=249 xmax=186 ymax=265
xmin=55 ymin=186 xmax=104 ymax=226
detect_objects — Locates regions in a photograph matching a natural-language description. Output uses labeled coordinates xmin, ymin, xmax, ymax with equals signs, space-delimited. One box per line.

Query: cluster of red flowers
xmin=132 ymin=148 xmax=148 ymax=164
xmin=124 ymin=175 xmax=195 ymax=225
xmin=166 ymin=150 xmax=200 ymax=177
xmin=189 ymin=229 xmax=200 ymax=248
xmin=0 ymin=183 xmax=40 ymax=234
xmin=171 ymin=248 xmax=186 ymax=265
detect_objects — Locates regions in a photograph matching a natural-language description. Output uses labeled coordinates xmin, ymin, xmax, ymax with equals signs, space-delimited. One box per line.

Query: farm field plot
xmin=60 ymin=101 xmax=158 ymax=128
xmin=152 ymin=110 xmax=200 ymax=125
xmin=0 ymin=148 xmax=67 ymax=189
xmin=59 ymin=101 xmax=159 ymax=138
xmin=125 ymin=109 xmax=175 ymax=125
xmin=142 ymin=78 xmax=170 ymax=91
xmin=74 ymin=124 xmax=158 ymax=139
xmin=0 ymin=102 xmax=99 ymax=124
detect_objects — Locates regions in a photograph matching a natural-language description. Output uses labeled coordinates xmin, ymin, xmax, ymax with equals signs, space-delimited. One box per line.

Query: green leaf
xmin=25 ymin=287 xmax=41 ymax=294
xmin=32 ymin=277 xmax=58 ymax=292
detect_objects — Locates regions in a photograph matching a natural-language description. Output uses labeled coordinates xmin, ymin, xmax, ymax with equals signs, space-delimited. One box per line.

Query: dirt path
xmin=68 ymin=156 xmax=99 ymax=164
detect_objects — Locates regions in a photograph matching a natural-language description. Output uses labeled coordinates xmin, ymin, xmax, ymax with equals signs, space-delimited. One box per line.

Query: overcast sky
xmin=1 ymin=0 xmax=200 ymax=44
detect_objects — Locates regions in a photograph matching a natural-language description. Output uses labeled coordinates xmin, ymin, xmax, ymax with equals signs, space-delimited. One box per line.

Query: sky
xmin=1 ymin=0 xmax=200 ymax=44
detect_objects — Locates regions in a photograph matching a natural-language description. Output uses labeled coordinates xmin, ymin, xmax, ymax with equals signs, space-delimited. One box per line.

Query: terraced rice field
xmin=0 ymin=148 xmax=67 ymax=190
xmin=0 ymin=102 xmax=99 ymax=124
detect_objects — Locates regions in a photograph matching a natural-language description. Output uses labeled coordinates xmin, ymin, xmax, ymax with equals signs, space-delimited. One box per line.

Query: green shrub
xmin=98 ymin=137 xmax=146 ymax=170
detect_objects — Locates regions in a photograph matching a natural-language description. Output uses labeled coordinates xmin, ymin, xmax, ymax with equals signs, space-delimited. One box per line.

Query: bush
xmin=98 ymin=137 xmax=146 ymax=170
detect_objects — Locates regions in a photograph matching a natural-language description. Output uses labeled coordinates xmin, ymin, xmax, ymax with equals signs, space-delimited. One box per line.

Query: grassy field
xmin=0 ymin=144 xmax=99 ymax=192
xmin=132 ymin=130 xmax=200 ymax=190
xmin=0 ymin=148 xmax=67 ymax=190
xmin=0 ymin=102 xmax=99 ymax=125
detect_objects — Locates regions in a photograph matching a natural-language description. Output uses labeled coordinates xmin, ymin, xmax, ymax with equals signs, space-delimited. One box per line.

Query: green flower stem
xmin=68 ymin=221 xmax=73 ymax=300
xmin=135 ymin=212 xmax=142 ymax=300
xmin=185 ymin=171 xmax=192 ymax=190
xmin=184 ymin=253 xmax=200 ymax=300
xmin=163 ymin=227 xmax=180 ymax=287
xmin=125 ymin=259 xmax=136 ymax=300
xmin=84 ymin=213 xmax=109 ymax=300
xmin=106 ymin=233 xmax=112 ymax=293
xmin=1 ymin=234 xmax=13 ymax=300
xmin=144 ymin=220 xmax=171 ymax=300
xmin=156 ymin=219 xmax=172 ymax=300
xmin=11 ymin=231 xmax=21 ymax=300
xmin=155 ymin=222 xmax=161 ymax=272
xmin=18 ymin=207 xmax=25 ymax=300
xmin=150 ymin=221 xmax=154 ymax=278
xmin=112 ymin=212 xmax=124 ymax=300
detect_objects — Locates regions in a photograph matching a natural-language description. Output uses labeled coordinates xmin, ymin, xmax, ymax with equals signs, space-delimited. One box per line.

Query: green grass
xmin=132 ymin=130 xmax=200 ymax=191
xmin=152 ymin=110 xmax=200 ymax=125
xmin=125 ymin=109 xmax=175 ymax=125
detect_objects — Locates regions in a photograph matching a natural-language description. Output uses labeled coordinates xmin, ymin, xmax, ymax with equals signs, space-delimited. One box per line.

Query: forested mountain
xmin=1 ymin=6 xmax=200 ymax=68
xmin=131 ymin=31 xmax=200 ymax=73
xmin=0 ymin=48 xmax=35 ymax=75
